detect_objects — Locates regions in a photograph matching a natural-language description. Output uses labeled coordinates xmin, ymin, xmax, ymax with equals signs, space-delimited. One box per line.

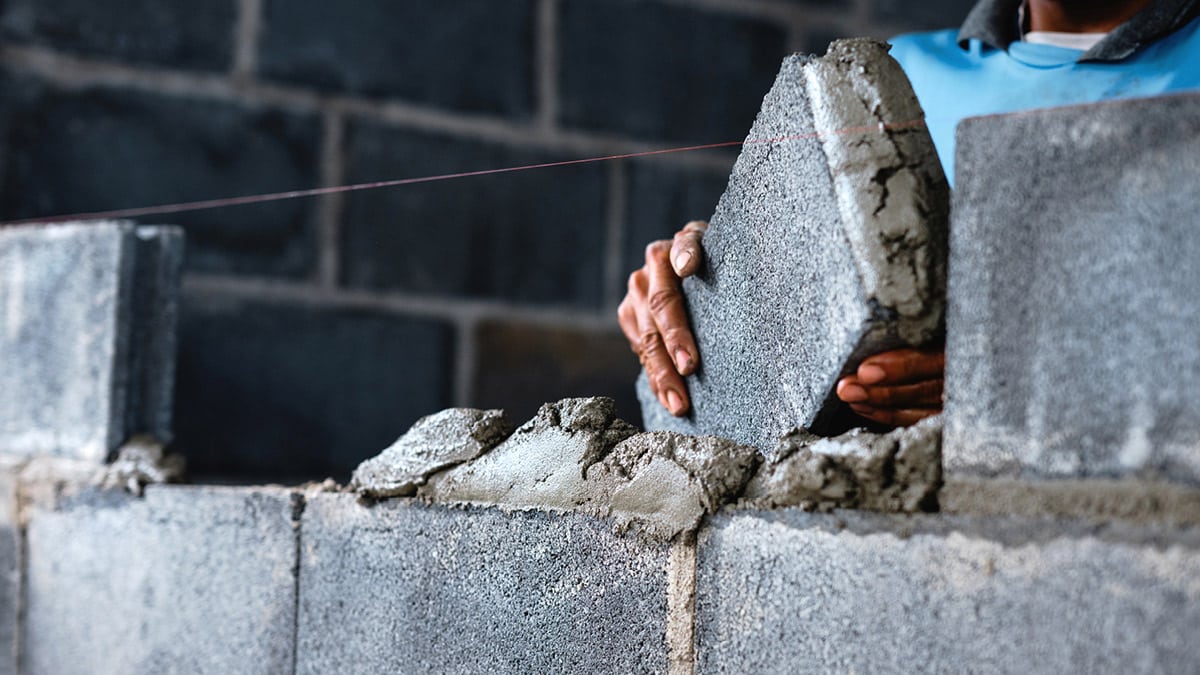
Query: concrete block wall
xmin=0 ymin=0 xmax=971 ymax=482
xmin=0 ymin=463 xmax=1197 ymax=674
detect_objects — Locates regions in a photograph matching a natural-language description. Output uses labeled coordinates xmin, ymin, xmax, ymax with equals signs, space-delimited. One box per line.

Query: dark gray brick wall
xmin=0 ymin=0 xmax=237 ymax=71
xmin=340 ymin=122 xmax=608 ymax=307
xmin=559 ymin=0 xmax=788 ymax=143
xmin=174 ymin=294 xmax=454 ymax=482
xmin=257 ymin=0 xmax=537 ymax=117
xmin=0 ymin=0 xmax=961 ymax=482
xmin=0 ymin=78 xmax=321 ymax=279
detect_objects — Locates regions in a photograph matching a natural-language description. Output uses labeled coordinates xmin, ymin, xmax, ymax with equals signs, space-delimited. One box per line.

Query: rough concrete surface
xmin=0 ymin=221 xmax=183 ymax=461
xmin=585 ymin=431 xmax=761 ymax=540
xmin=741 ymin=414 xmax=941 ymax=512
xmin=419 ymin=397 xmax=638 ymax=511
xmin=352 ymin=407 xmax=514 ymax=498
xmin=296 ymin=494 xmax=671 ymax=674
xmin=696 ymin=509 xmax=1200 ymax=673
xmin=0 ymin=461 xmax=20 ymax=675
xmin=639 ymin=39 xmax=948 ymax=448
xmin=946 ymin=92 xmax=1200 ymax=485
xmin=941 ymin=477 xmax=1200 ymax=528
xmin=23 ymin=484 xmax=299 ymax=674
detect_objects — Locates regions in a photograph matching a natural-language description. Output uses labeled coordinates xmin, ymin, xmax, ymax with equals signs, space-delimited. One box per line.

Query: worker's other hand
xmin=617 ymin=220 xmax=707 ymax=417
xmin=835 ymin=348 xmax=945 ymax=427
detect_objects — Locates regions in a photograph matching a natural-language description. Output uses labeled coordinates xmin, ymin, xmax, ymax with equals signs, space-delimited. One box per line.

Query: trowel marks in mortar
xmin=638 ymin=38 xmax=949 ymax=450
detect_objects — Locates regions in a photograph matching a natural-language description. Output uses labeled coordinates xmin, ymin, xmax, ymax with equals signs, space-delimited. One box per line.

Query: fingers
xmin=847 ymin=404 xmax=940 ymax=427
xmin=670 ymin=220 xmax=708 ymax=277
xmin=836 ymin=377 xmax=943 ymax=408
xmin=856 ymin=348 xmax=945 ymax=386
xmin=625 ymin=265 xmax=690 ymax=416
xmin=644 ymin=241 xmax=698 ymax=375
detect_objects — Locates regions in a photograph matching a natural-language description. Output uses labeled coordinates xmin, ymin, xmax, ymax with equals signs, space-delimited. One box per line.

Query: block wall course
xmin=696 ymin=509 xmax=1200 ymax=674
xmin=0 ymin=0 xmax=237 ymax=72
xmin=470 ymin=320 xmax=643 ymax=426
xmin=296 ymin=495 xmax=672 ymax=674
xmin=558 ymin=0 xmax=789 ymax=143
xmin=0 ymin=80 xmax=321 ymax=280
xmin=256 ymin=0 xmax=536 ymax=117
xmin=945 ymin=93 xmax=1200 ymax=485
xmin=174 ymin=294 xmax=455 ymax=482
xmin=339 ymin=122 xmax=609 ymax=308
xmin=22 ymin=484 xmax=299 ymax=675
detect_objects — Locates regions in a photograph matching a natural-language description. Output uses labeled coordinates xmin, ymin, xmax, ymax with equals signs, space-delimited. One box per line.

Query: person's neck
xmin=1026 ymin=0 xmax=1155 ymax=33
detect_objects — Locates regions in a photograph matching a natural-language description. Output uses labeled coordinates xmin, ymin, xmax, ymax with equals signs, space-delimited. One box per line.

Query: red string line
xmin=0 ymin=118 xmax=926 ymax=227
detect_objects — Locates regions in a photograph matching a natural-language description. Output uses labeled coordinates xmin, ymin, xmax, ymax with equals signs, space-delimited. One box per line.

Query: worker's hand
xmin=835 ymin=347 xmax=944 ymax=427
xmin=617 ymin=220 xmax=707 ymax=416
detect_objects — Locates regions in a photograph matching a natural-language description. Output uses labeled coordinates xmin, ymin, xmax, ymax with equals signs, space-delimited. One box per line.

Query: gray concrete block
xmin=0 ymin=461 xmax=21 ymax=675
xmin=638 ymin=39 xmax=948 ymax=448
xmin=0 ymin=222 xmax=183 ymax=461
xmin=296 ymin=495 xmax=671 ymax=674
xmin=946 ymin=92 xmax=1200 ymax=484
xmin=23 ymin=485 xmax=299 ymax=674
xmin=696 ymin=509 xmax=1200 ymax=673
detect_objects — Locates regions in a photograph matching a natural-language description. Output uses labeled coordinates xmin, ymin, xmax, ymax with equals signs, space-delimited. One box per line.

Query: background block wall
xmin=0 ymin=0 xmax=971 ymax=482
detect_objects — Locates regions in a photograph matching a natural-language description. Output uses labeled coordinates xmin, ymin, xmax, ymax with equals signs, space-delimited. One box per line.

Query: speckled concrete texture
xmin=22 ymin=485 xmax=299 ymax=674
xmin=696 ymin=509 xmax=1200 ymax=674
xmin=0 ymin=462 xmax=19 ymax=675
xmin=295 ymin=495 xmax=671 ymax=674
xmin=638 ymin=39 xmax=948 ymax=448
xmin=946 ymin=92 xmax=1200 ymax=485
xmin=0 ymin=221 xmax=183 ymax=461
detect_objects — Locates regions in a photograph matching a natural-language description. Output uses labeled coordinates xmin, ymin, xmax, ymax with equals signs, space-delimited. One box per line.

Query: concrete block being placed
xmin=22 ymin=485 xmax=299 ymax=674
xmin=295 ymin=495 xmax=671 ymax=674
xmin=946 ymin=92 xmax=1200 ymax=484
xmin=639 ymin=39 xmax=948 ymax=449
xmin=696 ymin=509 xmax=1200 ymax=672
xmin=0 ymin=221 xmax=183 ymax=461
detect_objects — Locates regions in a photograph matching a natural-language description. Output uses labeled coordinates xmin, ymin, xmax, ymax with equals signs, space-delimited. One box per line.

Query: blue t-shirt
xmin=889 ymin=16 xmax=1200 ymax=182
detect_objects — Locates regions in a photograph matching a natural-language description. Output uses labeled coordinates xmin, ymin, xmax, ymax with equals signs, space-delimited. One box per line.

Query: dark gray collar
xmin=957 ymin=0 xmax=1200 ymax=61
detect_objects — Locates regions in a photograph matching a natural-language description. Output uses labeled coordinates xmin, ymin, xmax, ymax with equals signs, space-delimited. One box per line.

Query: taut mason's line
xmin=0 ymin=119 xmax=926 ymax=227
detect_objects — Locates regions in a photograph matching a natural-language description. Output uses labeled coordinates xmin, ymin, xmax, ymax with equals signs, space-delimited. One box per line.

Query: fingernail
xmin=858 ymin=364 xmax=887 ymax=384
xmin=673 ymin=250 xmax=692 ymax=273
xmin=674 ymin=349 xmax=693 ymax=372
xmin=666 ymin=390 xmax=685 ymax=415
xmin=850 ymin=403 xmax=876 ymax=415
xmin=839 ymin=384 xmax=868 ymax=403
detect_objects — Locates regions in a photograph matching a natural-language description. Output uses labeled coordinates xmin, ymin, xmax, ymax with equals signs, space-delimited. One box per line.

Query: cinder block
xmin=559 ymin=0 xmax=785 ymax=143
xmin=946 ymin=92 xmax=1200 ymax=484
xmin=0 ymin=83 xmax=320 ymax=278
xmin=258 ymin=0 xmax=535 ymax=117
xmin=296 ymin=495 xmax=671 ymax=674
xmin=0 ymin=462 xmax=21 ymax=675
xmin=23 ymin=485 xmax=300 ymax=674
xmin=696 ymin=510 xmax=1200 ymax=673
xmin=174 ymin=294 xmax=454 ymax=481
xmin=640 ymin=40 xmax=949 ymax=447
xmin=0 ymin=222 xmax=183 ymax=461
xmin=339 ymin=122 xmax=608 ymax=307
xmin=0 ymin=0 xmax=236 ymax=71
